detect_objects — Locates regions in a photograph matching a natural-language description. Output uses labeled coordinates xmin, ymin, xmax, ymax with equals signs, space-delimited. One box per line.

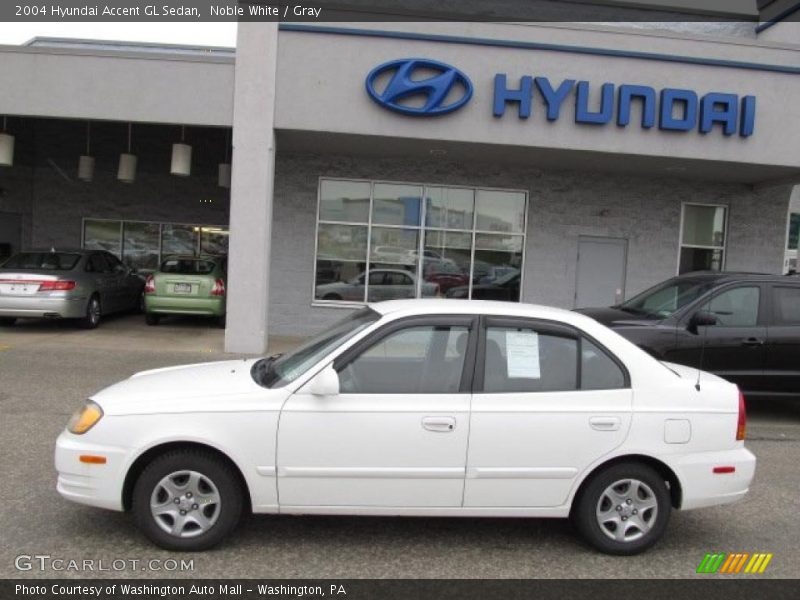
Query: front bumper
xmin=55 ymin=431 xmax=131 ymax=511
xmin=674 ymin=447 xmax=756 ymax=510
xmin=0 ymin=295 xmax=87 ymax=319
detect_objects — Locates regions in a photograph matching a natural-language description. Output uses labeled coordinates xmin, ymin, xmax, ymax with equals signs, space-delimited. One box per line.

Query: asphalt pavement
xmin=1 ymin=314 xmax=798 ymax=579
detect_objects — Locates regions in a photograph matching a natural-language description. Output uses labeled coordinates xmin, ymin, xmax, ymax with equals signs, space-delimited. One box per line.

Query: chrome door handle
xmin=422 ymin=416 xmax=456 ymax=432
xmin=589 ymin=417 xmax=621 ymax=431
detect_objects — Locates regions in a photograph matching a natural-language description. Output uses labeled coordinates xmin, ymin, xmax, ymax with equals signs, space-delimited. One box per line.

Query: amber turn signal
xmin=67 ymin=400 xmax=104 ymax=435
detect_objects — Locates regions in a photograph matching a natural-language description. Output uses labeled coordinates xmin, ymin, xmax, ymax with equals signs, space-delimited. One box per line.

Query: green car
xmin=144 ymin=255 xmax=227 ymax=327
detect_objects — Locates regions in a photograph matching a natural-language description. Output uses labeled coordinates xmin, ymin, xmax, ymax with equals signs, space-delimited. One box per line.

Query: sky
xmin=0 ymin=22 xmax=237 ymax=47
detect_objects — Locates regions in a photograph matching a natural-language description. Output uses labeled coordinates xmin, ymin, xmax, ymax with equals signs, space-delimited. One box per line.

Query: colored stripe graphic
xmin=744 ymin=553 xmax=774 ymax=573
xmin=720 ymin=553 xmax=749 ymax=573
xmin=697 ymin=553 xmax=727 ymax=574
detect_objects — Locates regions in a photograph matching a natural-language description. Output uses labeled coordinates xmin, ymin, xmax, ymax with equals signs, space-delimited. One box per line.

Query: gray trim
xmin=279 ymin=24 xmax=800 ymax=75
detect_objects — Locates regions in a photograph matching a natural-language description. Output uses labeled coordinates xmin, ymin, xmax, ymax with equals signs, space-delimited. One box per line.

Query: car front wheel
xmin=132 ymin=450 xmax=243 ymax=551
xmin=0 ymin=317 xmax=16 ymax=326
xmin=572 ymin=462 xmax=670 ymax=555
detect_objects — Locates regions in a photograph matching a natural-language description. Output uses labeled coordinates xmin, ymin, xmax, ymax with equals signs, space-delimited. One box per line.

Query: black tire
xmin=79 ymin=295 xmax=101 ymax=329
xmin=145 ymin=313 xmax=160 ymax=326
xmin=216 ymin=314 xmax=226 ymax=328
xmin=0 ymin=317 xmax=16 ymax=326
xmin=571 ymin=462 xmax=671 ymax=555
xmin=132 ymin=449 xmax=244 ymax=552
xmin=322 ymin=293 xmax=342 ymax=301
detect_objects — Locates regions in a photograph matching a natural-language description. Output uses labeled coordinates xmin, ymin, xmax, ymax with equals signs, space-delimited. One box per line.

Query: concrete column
xmin=224 ymin=23 xmax=278 ymax=354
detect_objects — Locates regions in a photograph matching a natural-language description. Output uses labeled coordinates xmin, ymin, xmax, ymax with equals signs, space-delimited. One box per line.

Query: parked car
xmin=56 ymin=299 xmax=754 ymax=554
xmin=316 ymin=268 xmax=438 ymax=301
xmin=424 ymin=262 xmax=469 ymax=294
xmin=144 ymin=255 xmax=227 ymax=327
xmin=447 ymin=270 xmax=520 ymax=301
xmin=577 ymin=271 xmax=800 ymax=400
xmin=0 ymin=249 xmax=144 ymax=328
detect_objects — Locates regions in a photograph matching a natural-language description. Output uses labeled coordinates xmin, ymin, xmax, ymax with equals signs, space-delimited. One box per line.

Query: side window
xmin=702 ymin=286 xmax=760 ymax=327
xmin=385 ymin=272 xmax=412 ymax=286
xmin=483 ymin=327 xmax=578 ymax=393
xmin=581 ymin=338 xmax=626 ymax=390
xmin=104 ymin=253 xmax=125 ymax=272
xmin=86 ymin=254 xmax=109 ymax=273
xmin=338 ymin=325 xmax=470 ymax=394
xmin=368 ymin=272 xmax=384 ymax=285
xmin=772 ymin=286 xmax=800 ymax=326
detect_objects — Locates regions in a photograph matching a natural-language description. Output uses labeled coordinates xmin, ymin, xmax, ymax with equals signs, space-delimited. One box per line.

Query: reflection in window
xmin=314 ymin=179 xmax=527 ymax=304
xmin=162 ymin=224 xmax=197 ymax=256
xmin=84 ymin=220 xmax=122 ymax=255
xmin=122 ymin=222 xmax=160 ymax=271
xmin=679 ymin=204 xmax=727 ymax=274
xmin=702 ymin=287 xmax=760 ymax=327
xmin=339 ymin=325 xmax=469 ymax=394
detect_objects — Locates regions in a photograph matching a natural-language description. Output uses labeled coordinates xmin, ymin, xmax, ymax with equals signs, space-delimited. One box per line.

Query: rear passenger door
xmin=85 ymin=253 xmax=117 ymax=312
xmin=465 ymin=318 xmax=632 ymax=509
xmin=763 ymin=284 xmax=800 ymax=396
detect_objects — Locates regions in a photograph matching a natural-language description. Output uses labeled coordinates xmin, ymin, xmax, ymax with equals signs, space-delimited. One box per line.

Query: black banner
xmin=3 ymin=579 xmax=798 ymax=600
xmin=2 ymin=0 xmax=795 ymax=23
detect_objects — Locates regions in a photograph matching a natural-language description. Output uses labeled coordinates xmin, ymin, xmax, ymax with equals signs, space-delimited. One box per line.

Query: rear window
xmin=2 ymin=252 xmax=81 ymax=271
xmin=160 ymin=258 xmax=217 ymax=275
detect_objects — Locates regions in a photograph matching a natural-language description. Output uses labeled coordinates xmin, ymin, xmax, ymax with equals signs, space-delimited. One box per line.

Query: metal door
xmin=575 ymin=237 xmax=628 ymax=308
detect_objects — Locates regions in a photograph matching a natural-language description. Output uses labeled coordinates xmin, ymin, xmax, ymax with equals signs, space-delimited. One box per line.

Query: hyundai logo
xmin=365 ymin=58 xmax=473 ymax=117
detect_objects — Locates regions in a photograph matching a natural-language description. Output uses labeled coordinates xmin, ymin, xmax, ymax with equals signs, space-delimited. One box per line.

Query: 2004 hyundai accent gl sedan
xmin=55 ymin=299 xmax=755 ymax=555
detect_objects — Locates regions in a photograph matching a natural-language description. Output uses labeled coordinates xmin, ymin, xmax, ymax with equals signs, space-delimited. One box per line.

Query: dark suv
xmin=577 ymin=272 xmax=800 ymax=400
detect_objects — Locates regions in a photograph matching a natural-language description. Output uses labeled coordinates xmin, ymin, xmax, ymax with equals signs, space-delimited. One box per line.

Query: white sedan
xmin=55 ymin=299 xmax=755 ymax=555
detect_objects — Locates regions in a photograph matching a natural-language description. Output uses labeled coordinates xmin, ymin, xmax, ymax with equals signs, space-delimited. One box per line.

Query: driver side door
xmin=277 ymin=315 xmax=476 ymax=509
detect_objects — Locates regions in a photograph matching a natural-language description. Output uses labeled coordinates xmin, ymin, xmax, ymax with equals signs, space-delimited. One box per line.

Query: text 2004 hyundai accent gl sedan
xmin=55 ymin=300 xmax=755 ymax=555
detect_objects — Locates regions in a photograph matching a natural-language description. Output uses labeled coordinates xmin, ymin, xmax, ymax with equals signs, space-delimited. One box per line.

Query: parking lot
xmin=1 ymin=314 xmax=798 ymax=579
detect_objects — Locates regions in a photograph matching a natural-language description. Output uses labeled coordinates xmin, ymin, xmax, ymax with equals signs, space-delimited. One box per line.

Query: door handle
xmin=422 ymin=416 xmax=456 ymax=433
xmin=589 ymin=416 xmax=621 ymax=431
xmin=741 ymin=338 xmax=764 ymax=347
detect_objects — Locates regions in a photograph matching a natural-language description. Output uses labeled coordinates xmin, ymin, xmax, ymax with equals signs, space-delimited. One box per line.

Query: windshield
xmin=1 ymin=252 xmax=81 ymax=271
xmin=253 ymin=307 xmax=380 ymax=388
xmin=620 ymin=278 xmax=716 ymax=319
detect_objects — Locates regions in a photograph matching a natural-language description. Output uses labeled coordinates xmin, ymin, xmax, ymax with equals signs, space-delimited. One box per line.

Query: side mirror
xmin=688 ymin=310 xmax=718 ymax=334
xmin=308 ymin=365 xmax=340 ymax=396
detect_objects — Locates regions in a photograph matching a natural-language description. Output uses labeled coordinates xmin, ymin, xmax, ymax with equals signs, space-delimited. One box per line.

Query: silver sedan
xmin=0 ymin=249 xmax=144 ymax=328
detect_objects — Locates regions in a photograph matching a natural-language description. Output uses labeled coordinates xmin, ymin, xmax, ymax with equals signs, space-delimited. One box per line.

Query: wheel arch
xmin=570 ymin=454 xmax=683 ymax=514
xmin=121 ymin=441 xmax=252 ymax=513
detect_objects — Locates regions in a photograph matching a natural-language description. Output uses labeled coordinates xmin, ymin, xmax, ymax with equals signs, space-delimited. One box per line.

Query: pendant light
xmin=77 ymin=121 xmax=95 ymax=182
xmin=117 ymin=122 xmax=137 ymax=183
xmin=218 ymin=128 xmax=231 ymax=188
xmin=0 ymin=116 xmax=15 ymax=167
xmin=170 ymin=125 xmax=192 ymax=176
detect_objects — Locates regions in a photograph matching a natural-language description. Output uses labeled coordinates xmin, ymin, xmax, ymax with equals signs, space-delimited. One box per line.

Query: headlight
xmin=66 ymin=400 xmax=104 ymax=434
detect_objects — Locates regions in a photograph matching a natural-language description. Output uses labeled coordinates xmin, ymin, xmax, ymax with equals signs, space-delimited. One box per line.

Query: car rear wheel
xmin=216 ymin=314 xmax=226 ymax=328
xmin=145 ymin=313 xmax=160 ymax=326
xmin=572 ymin=462 xmax=670 ymax=555
xmin=132 ymin=450 xmax=243 ymax=551
xmin=79 ymin=296 xmax=101 ymax=329
xmin=0 ymin=317 xmax=16 ymax=326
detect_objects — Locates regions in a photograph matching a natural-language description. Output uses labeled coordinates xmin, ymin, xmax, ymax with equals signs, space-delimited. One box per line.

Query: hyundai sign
xmin=366 ymin=59 xmax=756 ymax=137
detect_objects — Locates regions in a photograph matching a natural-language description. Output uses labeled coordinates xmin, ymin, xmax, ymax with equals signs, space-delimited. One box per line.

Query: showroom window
xmin=83 ymin=219 xmax=228 ymax=272
xmin=678 ymin=203 xmax=727 ymax=274
xmin=313 ymin=178 xmax=527 ymax=304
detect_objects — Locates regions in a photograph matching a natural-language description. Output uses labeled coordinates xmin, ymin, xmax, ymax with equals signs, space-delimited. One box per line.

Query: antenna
xmin=695 ymin=315 xmax=711 ymax=392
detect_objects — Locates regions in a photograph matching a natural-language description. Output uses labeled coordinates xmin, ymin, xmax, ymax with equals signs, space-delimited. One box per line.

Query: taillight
xmin=736 ymin=390 xmax=747 ymax=441
xmin=37 ymin=280 xmax=76 ymax=292
xmin=144 ymin=275 xmax=155 ymax=294
xmin=210 ymin=278 xmax=225 ymax=297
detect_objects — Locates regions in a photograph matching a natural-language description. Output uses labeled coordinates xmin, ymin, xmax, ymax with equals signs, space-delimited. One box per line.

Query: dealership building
xmin=0 ymin=1 xmax=799 ymax=353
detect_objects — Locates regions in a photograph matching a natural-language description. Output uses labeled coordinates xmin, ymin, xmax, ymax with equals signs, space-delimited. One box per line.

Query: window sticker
xmin=505 ymin=330 xmax=540 ymax=379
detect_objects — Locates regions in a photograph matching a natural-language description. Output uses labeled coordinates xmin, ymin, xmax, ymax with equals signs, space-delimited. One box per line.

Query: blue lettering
xmin=617 ymin=84 xmax=656 ymax=128
xmin=575 ymin=82 xmax=614 ymax=125
xmin=534 ymin=77 xmax=575 ymax=121
xmin=700 ymin=92 xmax=738 ymax=136
xmin=493 ymin=74 xmax=533 ymax=119
xmin=739 ymin=95 xmax=756 ymax=137
xmin=659 ymin=88 xmax=698 ymax=131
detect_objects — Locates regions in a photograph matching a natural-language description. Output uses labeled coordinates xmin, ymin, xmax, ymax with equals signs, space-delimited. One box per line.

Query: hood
xmin=90 ymin=359 xmax=271 ymax=415
xmin=575 ymin=306 xmax=661 ymax=327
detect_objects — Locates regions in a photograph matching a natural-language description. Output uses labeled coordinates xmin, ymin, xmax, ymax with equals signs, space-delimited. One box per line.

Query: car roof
xmin=370 ymin=298 xmax=579 ymax=321
xmin=675 ymin=271 xmax=791 ymax=283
